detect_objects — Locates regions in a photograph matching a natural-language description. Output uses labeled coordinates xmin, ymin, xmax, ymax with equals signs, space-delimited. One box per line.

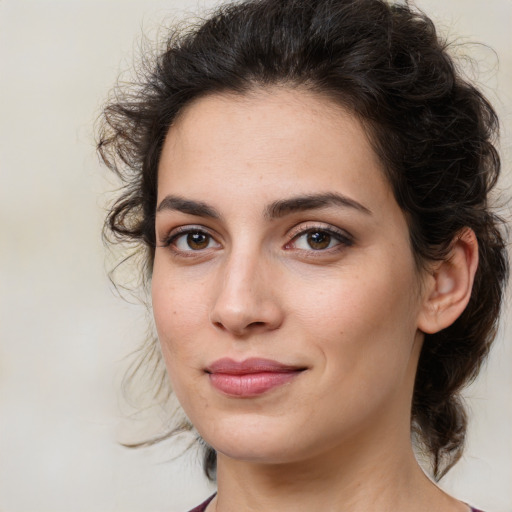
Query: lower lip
xmin=208 ymin=371 xmax=301 ymax=397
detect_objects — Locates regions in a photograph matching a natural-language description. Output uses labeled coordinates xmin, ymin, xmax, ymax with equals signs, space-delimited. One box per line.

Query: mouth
xmin=205 ymin=358 xmax=307 ymax=397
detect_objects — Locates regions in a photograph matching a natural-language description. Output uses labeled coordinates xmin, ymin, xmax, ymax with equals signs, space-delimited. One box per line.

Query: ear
xmin=418 ymin=228 xmax=479 ymax=334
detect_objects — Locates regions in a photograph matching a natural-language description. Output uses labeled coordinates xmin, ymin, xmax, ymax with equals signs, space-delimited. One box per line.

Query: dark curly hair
xmin=97 ymin=0 xmax=508 ymax=481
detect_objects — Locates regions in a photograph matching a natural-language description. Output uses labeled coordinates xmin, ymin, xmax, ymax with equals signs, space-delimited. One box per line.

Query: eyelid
xmin=284 ymin=222 xmax=354 ymax=252
xmin=159 ymin=225 xmax=220 ymax=249
xmin=286 ymin=222 xmax=353 ymax=243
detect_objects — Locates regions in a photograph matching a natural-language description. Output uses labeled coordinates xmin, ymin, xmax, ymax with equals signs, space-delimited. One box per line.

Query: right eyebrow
xmin=156 ymin=195 xmax=221 ymax=219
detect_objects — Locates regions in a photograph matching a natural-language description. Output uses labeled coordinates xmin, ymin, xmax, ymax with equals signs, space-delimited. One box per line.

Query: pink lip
xmin=205 ymin=358 xmax=305 ymax=397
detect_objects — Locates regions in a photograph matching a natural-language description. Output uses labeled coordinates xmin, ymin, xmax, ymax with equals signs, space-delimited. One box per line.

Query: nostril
xmin=212 ymin=320 xmax=265 ymax=331
xmin=248 ymin=321 xmax=265 ymax=328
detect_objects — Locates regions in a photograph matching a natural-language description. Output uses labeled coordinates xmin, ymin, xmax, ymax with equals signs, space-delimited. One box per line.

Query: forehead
xmin=157 ymin=87 xmax=394 ymax=217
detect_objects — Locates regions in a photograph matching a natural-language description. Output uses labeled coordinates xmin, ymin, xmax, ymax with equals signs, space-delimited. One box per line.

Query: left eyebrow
xmin=264 ymin=193 xmax=372 ymax=219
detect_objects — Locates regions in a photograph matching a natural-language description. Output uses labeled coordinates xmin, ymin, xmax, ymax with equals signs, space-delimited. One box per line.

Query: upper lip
xmin=205 ymin=358 xmax=306 ymax=375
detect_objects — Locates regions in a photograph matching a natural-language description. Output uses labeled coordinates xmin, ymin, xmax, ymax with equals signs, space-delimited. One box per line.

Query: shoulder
xmin=187 ymin=494 xmax=216 ymax=512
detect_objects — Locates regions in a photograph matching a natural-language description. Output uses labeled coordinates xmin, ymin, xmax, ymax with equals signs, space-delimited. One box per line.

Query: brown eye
xmin=169 ymin=229 xmax=220 ymax=252
xmin=287 ymin=226 xmax=352 ymax=252
xmin=186 ymin=232 xmax=210 ymax=250
xmin=307 ymin=231 xmax=332 ymax=250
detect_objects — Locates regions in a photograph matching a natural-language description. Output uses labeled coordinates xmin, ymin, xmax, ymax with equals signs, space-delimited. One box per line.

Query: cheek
xmin=151 ymin=262 xmax=211 ymax=379
xmin=288 ymin=266 xmax=421 ymax=438
xmin=152 ymin=282 xmax=208 ymax=410
xmin=294 ymin=256 xmax=421 ymax=375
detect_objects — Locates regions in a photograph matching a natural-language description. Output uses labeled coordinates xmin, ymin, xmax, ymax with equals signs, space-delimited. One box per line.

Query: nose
xmin=209 ymin=252 xmax=284 ymax=337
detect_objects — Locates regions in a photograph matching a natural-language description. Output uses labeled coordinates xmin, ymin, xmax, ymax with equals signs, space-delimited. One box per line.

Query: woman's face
xmin=152 ymin=89 xmax=428 ymax=464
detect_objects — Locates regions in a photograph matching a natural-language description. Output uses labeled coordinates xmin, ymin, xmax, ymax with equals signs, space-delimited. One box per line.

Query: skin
xmin=152 ymin=88 xmax=477 ymax=512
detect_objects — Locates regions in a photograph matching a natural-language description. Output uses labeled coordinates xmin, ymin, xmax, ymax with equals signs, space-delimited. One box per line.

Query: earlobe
xmin=418 ymin=228 xmax=479 ymax=334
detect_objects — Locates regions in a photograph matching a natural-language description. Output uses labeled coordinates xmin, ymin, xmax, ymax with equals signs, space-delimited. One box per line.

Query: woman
xmin=97 ymin=0 xmax=508 ymax=510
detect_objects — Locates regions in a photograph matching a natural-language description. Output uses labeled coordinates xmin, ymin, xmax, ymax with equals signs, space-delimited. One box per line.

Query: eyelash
xmin=159 ymin=224 xmax=353 ymax=255
xmin=286 ymin=224 xmax=353 ymax=254
xmin=160 ymin=225 xmax=220 ymax=254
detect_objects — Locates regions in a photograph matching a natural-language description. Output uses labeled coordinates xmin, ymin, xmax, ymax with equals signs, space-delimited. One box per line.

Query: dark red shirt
xmin=187 ymin=495 xmax=484 ymax=512
xmin=188 ymin=494 xmax=215 ymax=512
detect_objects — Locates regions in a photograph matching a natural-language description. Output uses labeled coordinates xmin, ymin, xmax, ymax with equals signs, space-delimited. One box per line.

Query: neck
xmin=212 ymin=421 xmax=466 ymax=512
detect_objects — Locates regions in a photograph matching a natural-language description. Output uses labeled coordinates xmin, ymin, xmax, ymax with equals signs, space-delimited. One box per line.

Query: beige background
xmin=1 ymin=1 xmax=511 ymax=511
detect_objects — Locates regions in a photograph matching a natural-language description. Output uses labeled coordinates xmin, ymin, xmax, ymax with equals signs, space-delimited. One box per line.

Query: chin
xmin=214 ymin=440 xmax=305 ymax=465
xmin=196 ymin=414 xmax=308 ymax=464
xmin=198 ymin=412 xmax=353 ymax=467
